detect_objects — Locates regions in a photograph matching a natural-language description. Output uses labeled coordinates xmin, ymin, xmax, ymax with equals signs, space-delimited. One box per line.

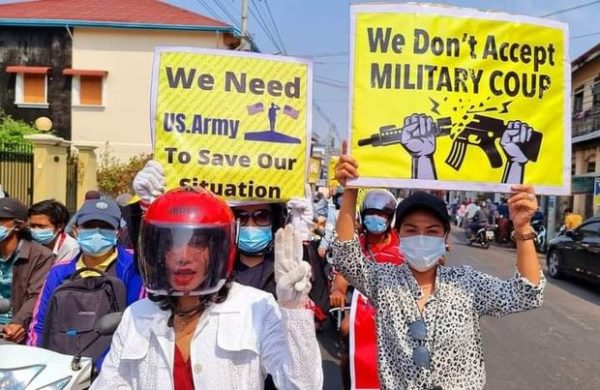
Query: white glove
xmin=274 ymin=225 xmax=312 ymax=309
xmin=286 ymin=184 xmax=314 ymax=242
xmin=133 ymin=160 xmax=165 ymax=207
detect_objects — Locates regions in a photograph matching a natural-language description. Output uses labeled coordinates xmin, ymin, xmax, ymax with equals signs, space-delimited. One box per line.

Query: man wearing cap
xmin=0 ymin=197 xmax=55 ymax=343
xmin=28 ymin=198 xmax=143 ymax=348
xmin=333 ymin=149 xmax=545 ymax=390
xmin=64 ymin=189 xmax=101 ymax=235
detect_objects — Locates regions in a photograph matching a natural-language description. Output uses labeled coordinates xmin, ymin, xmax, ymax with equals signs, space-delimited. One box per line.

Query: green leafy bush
xmin=96 ymin=145 xmax=152 ymax=197
xmin=0 ymin=112 xmax=40 ymax=149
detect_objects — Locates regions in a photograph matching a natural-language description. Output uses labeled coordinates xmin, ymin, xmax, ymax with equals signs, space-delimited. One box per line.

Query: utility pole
xmin=323 ymin=125 xmax=334 ymax=185
xmin=547 ymin=195 xmax=557 ymax=241
xmin=240 ymin=0 xmax=249 ymax=50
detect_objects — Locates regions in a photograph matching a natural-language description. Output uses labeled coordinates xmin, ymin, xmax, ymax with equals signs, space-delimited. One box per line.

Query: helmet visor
xmin=363 ymin=191 xmax=396 ymax=215
xmin=139 ymin=222 xmax=235 ymax=296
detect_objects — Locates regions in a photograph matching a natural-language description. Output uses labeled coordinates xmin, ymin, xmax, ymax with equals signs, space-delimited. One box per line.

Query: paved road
xmin=448 ymin=228 xmax=600 ymax=390
xmin=319 ymin=228 xmax=600 ymax=389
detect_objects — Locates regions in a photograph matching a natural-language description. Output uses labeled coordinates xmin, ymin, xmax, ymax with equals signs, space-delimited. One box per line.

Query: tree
xmin=96 ymin=144 xmax=152 ymax=198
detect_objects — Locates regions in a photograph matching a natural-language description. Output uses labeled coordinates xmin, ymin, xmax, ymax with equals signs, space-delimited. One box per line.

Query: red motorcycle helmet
xmin=139 ymin=187 xmax=236 ymax=296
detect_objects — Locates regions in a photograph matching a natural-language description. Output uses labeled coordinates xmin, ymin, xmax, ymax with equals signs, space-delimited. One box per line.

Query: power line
xmin=316 ymin=75 xmax=347 ymax=85
xmin=194 ymin=0 xmax=221 ymax=21
xmin=248 ymin=0 xmax=282 ymax=52
xmin=210 ymin=0 xmax=241 ymax=29
xmin=572 ymin=31 xmax=600 ymax=39
xmin=541 ymin=0 xmax=600 ymax=17
xmin=315 ymin=79 xmax=348 ymax=90
xmin=314 ymin=101 xmax=342 ymax=141
xmin=263 ymin=0 xmax=287 ymax=54
xmin=314 ymin=61 xmax=349 ymax=65
xmin=299 ymin=51 xmax=349 ymax=58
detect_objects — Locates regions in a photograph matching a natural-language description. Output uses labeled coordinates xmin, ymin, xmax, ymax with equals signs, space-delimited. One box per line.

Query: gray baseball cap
xmin=76 ymin=199 xmax=121 ymax=229
xmin=0 ymin=197 xmax=28 ymax=221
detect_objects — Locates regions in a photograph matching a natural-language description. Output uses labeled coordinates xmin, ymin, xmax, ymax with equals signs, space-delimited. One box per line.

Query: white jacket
xmin=91 ymin=283 xmax=323 ymax=390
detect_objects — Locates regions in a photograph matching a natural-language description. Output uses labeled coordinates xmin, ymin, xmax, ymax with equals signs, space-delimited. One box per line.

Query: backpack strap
xmin=69 ymin=266 xmax=106 ymax=280
xmin=69 ymin=255 xmax=119 ymax=281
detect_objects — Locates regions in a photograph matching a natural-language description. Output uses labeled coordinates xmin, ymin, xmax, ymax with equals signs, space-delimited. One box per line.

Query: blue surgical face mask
xmin=0 ymin=225 xmax=14 ymax=242
xmin=238 ymin=226 xmax=273 ymax=254
xmin=31 ymin=228 xmax=57 ymax=245
xmin=399 ymin=235 xmax=446 ymax=272
xmin=364 ymin=215 xmax=389 ymax=234
xmin=77 ymin=228 xmax=117 ymax=257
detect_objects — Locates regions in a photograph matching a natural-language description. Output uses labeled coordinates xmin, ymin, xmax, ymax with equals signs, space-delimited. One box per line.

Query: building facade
xmin=570 ymin=43 xmax=600 ymax=219
xmin=0 ymin=0 xmax=239 ymax=160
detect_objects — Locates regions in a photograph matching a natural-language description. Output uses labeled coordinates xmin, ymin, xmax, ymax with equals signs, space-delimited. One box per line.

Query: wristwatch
xmin=511 ymin=228 xmax=538 ymax=241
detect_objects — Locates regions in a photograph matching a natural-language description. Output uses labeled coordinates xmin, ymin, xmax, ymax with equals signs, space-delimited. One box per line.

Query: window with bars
xmin=574 ymin=88 xmax=584 ymax=113
xmin=587 ymin=161 xmax=596 ymax=173
xmin=593 ymin=77 xmax=600 ymax=111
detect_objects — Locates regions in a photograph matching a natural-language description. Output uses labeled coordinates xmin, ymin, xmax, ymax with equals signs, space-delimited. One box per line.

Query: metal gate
xmin=66 ymin=152 xmax=78 ymax=215
xmin=0 ymin=143 xmax=34 ymax=205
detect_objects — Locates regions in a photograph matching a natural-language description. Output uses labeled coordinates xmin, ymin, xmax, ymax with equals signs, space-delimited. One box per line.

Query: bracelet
xmin=511 ymin=228 xmax=538 ymax=241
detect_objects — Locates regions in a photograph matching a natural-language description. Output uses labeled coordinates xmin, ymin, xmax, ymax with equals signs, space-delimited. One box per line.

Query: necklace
xmin=174 ymin=314 xmax=199 ymax=337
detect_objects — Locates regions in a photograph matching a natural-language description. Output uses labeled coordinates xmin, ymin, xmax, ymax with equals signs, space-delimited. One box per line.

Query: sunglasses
xmin=234 ymin=209 xmax=273 ymax=227
xmin=408 ymin=319 xmax=431 ymax=369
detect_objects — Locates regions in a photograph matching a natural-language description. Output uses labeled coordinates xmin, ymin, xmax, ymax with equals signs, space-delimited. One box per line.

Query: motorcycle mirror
xmin=0 ymin=299 xmax=11 ymax=314
xmin=96 ymin=312 xmax=123 ymax=336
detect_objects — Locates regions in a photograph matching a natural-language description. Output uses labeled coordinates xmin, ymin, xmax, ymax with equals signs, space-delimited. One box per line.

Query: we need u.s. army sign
xmin=151 ymin=47 xmax=312 ymax=202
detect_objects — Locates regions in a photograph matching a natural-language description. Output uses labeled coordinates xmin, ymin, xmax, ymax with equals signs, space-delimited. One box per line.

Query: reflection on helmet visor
xmin=364 ymin=192 xmax=396 ymax=212
xmin=139 ymin=223 xmax=233 ymax=296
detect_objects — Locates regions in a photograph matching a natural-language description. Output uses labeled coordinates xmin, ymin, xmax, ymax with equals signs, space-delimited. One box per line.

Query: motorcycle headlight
xmin=35 ymin=376 xmax=72 ymax=390
xmin=0 ymin=365 xmax=45 ymax=389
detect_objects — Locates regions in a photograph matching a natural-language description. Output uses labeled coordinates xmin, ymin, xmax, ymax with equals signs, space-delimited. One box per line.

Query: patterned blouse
xmin=331 ymin=236 xmax=545 ymax=390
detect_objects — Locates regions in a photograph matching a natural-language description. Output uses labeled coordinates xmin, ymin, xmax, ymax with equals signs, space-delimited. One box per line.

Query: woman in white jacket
xmin=92 ymin=187 xmax=323 ymax=390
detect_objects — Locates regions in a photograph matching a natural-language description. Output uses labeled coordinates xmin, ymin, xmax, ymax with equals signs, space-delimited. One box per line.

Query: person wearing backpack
xmin=27 ymin=198 xmax=143 ymax=371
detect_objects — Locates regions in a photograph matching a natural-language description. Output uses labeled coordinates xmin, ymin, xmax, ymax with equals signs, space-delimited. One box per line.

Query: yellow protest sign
xmin=327 ymin=156 xmax=339 ymax=186
xmin=309 ymin=157 xmax=322 ymax=184
xmin=151 ymin=48 xmax=312 ymax=202
xmin=595 ymin=178 xmax=600 ymax=207
xmin=349 ymin=4 xmax=570 ymax=195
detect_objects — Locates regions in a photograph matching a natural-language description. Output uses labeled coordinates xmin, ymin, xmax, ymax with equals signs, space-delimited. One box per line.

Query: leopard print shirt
xmin=332 ymin=236 xmax=545 ymax=390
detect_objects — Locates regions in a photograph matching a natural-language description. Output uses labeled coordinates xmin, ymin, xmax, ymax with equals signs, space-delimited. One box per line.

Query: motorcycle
xmin=531 ymin=219 xmax=547 ymax=253
xmin=0 ymin=299 xmax=121 ymax=390
xmin=466 ymin=224 xmax=496 ymax=249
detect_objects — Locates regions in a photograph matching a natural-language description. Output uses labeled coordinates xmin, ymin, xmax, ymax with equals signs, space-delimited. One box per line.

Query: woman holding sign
xmin=331 ymin=142 xmax=545 ymax=390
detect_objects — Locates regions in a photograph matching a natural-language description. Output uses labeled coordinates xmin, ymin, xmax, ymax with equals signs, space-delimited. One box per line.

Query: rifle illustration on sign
xmin=358 ymin=114 xmax=543 ymax=183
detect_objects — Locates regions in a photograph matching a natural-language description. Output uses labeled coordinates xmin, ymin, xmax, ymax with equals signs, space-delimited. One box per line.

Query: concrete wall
xmin=26 ymin=135 xmax=98 ymax=209
xmin=26 ymin=134 xmax=69 ymax=204
xmin=71 ymin=28 xmax=227 ymax=161
xmin=74 ymin=143 xmax=98 ymax=208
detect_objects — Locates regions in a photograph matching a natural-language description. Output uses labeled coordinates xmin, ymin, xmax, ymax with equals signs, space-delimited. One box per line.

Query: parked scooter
xmin=531 ymin=220 xmax=547 ymax=253
xmin=466 ymin=224 xmax=496 ymax=249
xmin=0 ymin=299 xmax=121 ymax=390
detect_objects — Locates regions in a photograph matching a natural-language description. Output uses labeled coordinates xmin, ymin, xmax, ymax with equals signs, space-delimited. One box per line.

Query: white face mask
xmin=399 ymin=235 xmax=446 ymax=272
